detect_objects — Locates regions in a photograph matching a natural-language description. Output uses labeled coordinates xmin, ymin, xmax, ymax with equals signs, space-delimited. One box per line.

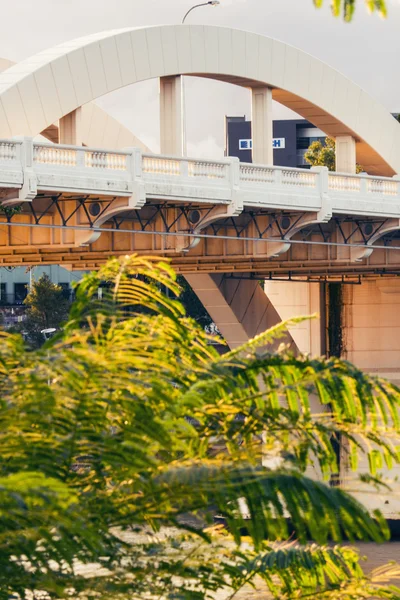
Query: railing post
xmin=311 ymin=166 xmax=331 ymax=222
xmin=227 ymin=156 xmax=243 ymax=216
xmin=2 ymin=136 xmax=37 ymax=205
xmin=76 ymin=147 xmax=86 ymax=169
xmin=180 ymin=159 xmax=189 ymax=179
xmin=274 ymin=167 xmax=282 ymax=186
xmin=125 ymin=147 xmax=146 ymax=209
xmin=392 ymin=174 xmax=400 ymax=196
xmin=359 ymin=172 xmax=368 ymax=195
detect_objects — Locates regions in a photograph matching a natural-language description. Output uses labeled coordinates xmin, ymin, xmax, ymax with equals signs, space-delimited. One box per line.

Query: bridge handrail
xmin=32 ymin=142 xmax=130 ymax=171
xmin=240 ymin=162 xmax=318 ymax=189
xmin=32 ymin=141 xmax=131 ymax=155
xmin=0 ymin=139 xmax=22 ymax=162
xmin=2 ymin=138 xmax=400 ymax=217
xmin=328 ymin=170 xmax=399 ymax=195
xmin=243 ymin=162 xmax=317 ymax=174
xmin=142 ymin=152 xmax=233 ymax=165
xmin=142 ymin=153 xmax=231 ymax=180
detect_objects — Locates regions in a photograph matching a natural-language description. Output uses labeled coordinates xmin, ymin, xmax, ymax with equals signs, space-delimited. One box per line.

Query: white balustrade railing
xmin=329 ymin=171 xmax=400 ymax=196
xmin=240 ymin=164 xmax=317 ymax=187
xmin=34 ymin=144 xmax=77 ymax=167
xmin=33 ymin=143 xmax=129 ymax=171
xmin=281 ymin=168 xmax=317 ymax=187
xmin=142 ymin=156 xmax=181 ymax=176
xmin=3 ymin=138 xmax=400 ymax=219
xmin=367 ymin=177 xmax=398 ymax=195
xmin=0 ymin=140 xmax=19 ymax=162
xmin=240 ymin=164 xmax=275 ymax=183
xmin=329 ymin=173 xmax=361 ymax=192
xmin=188 ymin=160 xmax=227 ymax=179
xmin=85 ymin=151 xmax=128 ymax=170
xmin=143 ymin=155 xmax=229 ymax=180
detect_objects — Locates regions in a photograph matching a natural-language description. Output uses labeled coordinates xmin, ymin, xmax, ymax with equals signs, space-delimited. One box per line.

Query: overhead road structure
xmin=0 ymin=138 xmax=400 ymax=274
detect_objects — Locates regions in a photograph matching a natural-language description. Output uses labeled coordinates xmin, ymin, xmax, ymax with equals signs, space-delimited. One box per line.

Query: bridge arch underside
xmin=0 ymin=25 xmax=399 ymax=176
xmin=0 ymin=196 xmax=400 ymax=277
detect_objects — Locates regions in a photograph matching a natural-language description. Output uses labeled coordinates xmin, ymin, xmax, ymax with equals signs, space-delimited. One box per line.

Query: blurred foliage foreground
xmin=2 ymin=255 xmax=400 ymax=599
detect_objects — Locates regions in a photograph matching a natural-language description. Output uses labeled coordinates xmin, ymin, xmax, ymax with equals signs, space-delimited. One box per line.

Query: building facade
xmin=0 ymin=265 xmax=88 ymax=327
xmin=225 ymin=116 xmax=327 ymax=168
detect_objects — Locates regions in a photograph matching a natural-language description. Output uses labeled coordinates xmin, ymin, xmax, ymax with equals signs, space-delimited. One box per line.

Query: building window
xmin=14 ymin=283 xmax=27 ymax=304
xmin=59 ymin=283 xmax=71 ymax=300
xmin=296 ymin=137 xmax=310 ymax=150
xmin=0 ymin=283 xmax=7 ymax=305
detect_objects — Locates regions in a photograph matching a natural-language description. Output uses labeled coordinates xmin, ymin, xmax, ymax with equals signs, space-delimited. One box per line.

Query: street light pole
xmin=181 ymin=1 xmax=220 ymax=156
xmin=182 ymin=1 xmax=220 ymax=24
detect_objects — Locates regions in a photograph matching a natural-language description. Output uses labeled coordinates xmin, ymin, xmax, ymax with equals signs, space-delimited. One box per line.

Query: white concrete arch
xmin=0 ymin=56 xmax=152 ymax=152
xmin=0 ymin=25 xmax=399 ymax=176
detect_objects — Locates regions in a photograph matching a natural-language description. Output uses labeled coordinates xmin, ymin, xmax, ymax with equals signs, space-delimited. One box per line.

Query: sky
xmin=0 ymin=0 xmax=399 ymax=155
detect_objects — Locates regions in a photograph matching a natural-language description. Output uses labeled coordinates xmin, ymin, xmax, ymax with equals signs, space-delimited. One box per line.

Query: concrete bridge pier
xmin=185 ymin=274 xmax=298 ymax=352
xmin=59 ymin=108 xmax=83 ymax=145
xmin=251 ymin=87 xmax=273 ymax=165
xmin=336 ymin=135 xmax=357 ymax=173
xmin=160 ymin=75 xmax=184 ymax=156
xmin=264 ymin=133 xmax=358 ymax=356
xmin=158 ymin=76 xmax=288 ymax=349
xmin=342 ymin=278 xmax=400 ymax=383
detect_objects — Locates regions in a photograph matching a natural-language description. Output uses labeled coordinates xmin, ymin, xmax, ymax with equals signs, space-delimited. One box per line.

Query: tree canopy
xmin=304 ymin=136 xmax=363 ymax=173
xmin=20 ymin=274 xmax=70 ymax=347
xmin=305 ymin=136 xmax=336 ymax=171
xmin=1 ymin=255 xmax=400 ymax=599
xmin=313 ymin=0 xmax=387 ymax=21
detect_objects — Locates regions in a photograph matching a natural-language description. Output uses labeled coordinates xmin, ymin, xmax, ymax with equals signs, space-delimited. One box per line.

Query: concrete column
xmin=251 ymin=87 xmax=273 ymax=165
xmin=160 ymin=76 xmax=183 ymax=156
xmin=184 ymin=273 xmax=298 ymax=352
xmin=59 ymin=108 xmax=82 ymax=145
xmin=264 ymin=280 xmax=322 ymax=356
xmin=335 ymin=135 xmax=356 ymax=174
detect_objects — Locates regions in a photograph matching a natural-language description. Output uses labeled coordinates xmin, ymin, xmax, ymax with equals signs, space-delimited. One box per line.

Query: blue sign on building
xmin=239 ymin=139 xmax=252 ymax=150
xmin=273 ymin=138 xmax=286 ymax=149
xmin=239 ymin=138 xmax=286 ymax=150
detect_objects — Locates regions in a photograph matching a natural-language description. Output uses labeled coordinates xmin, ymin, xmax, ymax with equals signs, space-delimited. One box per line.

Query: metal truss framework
xmin=0 ymin=194 xmax=400 ymax=276
xmin=5 ymin=194 xmax=397 ymax=243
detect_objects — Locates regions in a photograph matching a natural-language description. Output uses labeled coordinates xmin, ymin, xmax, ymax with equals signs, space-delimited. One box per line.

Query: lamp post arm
xmin=182 ymin=2 xmax=209 ymax=23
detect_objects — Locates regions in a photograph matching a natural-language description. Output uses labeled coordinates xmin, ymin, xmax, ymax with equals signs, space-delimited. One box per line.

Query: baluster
xmin=275 ymin=168 xmax=282 ymax=186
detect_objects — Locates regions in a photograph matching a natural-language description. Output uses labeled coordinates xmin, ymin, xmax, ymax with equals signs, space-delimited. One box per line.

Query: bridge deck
xmin=1 ymin=138 xmax=400 ymax=217
xmin=0 ymin=139 xmax=400 ymax=273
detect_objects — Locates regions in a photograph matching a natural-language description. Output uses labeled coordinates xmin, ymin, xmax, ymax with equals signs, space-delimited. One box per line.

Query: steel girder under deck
xmin=0 ymin=194 xmax=399 ymax=277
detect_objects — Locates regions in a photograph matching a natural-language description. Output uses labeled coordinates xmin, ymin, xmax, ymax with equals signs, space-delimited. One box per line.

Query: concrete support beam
xmin=251 ymin=87 xmax=273 ymax=165
xmin=59 ymin=108 xmax=82 ymax=145
xmin=184 ymin=273 xmax=298 ymax=352
xmin=264 ymin=281 xmax=322 ymax=356
xmin=343 ymin=278 xmax=400 ymax=380
xmin=335 ymin=135 xmax=356 ymax=174
xmin=160 ymin=76 xmax=183 ymax=156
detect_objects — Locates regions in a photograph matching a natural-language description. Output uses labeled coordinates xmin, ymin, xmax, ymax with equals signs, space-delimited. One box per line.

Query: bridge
xmin=1 ymin=25 xmax=400 ymax=516
xmin=1 ymin=136 xmax=400 ymax=272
